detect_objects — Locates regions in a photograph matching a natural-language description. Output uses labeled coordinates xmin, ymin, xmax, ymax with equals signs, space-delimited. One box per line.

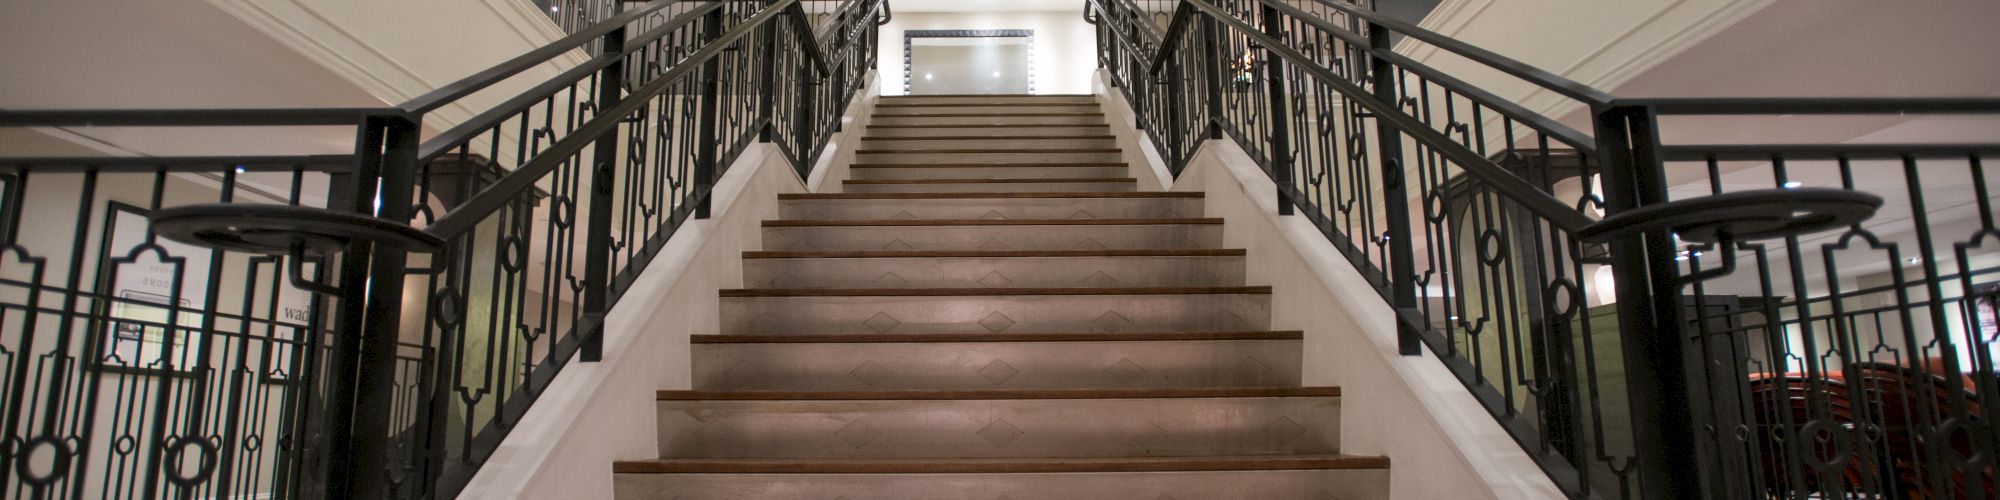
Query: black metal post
xmin=755 ymin=12 xmax=779 ymax=143
xmin=1259 ymin=5 xmax=1293 ymax=216
xmin=795 ymin=66 xmax=818 ymax=172
xmin=581 ymin=22 xmax=625 ymax=363
xmin=1593 ymin=103 xmax=1703 ymax=499
xmin=1366 ymin=22 xmax=1419 ymax=355
xmin=693 ymin=8 xmax=724 ymax=219
xmin=318 ymin=116 xmax=388 ymax=500
xmin=1200 ymin=14 xmax=1224 ymax=140
xmin=347 ymin=114 xmax=422 ymax=499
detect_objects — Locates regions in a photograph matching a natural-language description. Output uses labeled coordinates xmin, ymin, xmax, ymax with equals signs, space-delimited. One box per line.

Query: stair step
xmin=613 ymin=456 xmax=1390 ymax=500
xmin=742 ymin=249 xmax=1246 ymax=288
xmin=850 ymin=163 xmax=1129 ymax=180
xmin=855 ymin=150 xmax=1123 ymax=164
xmin=691 ymin=331 xmax=1302 ymax=390
xmin=859 ymin=136 xmax=1117 ymax=151
xmin=843 ymin=178 xmax=1138 ymax=193
xmin=874 ymin=104 xmax=1101 ymax=115
xmin=876 ymin=94 xmax=1096 ymax=105
xmin=780 ymin=192 xmax=1204 ymax=220
xmin=865 ymin=123 xmax=1110 ymax=138
xmin=650 ymin=387 xmax=1339 ymax=459
xmin=872 ymin=114 xmax=1105 ymax=126
xmin=760 ymin=218 xmax=1223 ymax=252
xmin=718 ymin=287 xmax=1270 ymax=335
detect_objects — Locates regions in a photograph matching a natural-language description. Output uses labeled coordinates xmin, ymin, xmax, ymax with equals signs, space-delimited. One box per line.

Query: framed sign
xmin=94 ymin=202 xmax=211 ymax=375
xmin=260 ymin=255 xmax=320 ymax=384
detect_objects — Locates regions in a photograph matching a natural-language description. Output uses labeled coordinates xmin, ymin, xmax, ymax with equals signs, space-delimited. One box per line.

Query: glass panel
xmin=908 ymin=36 xmax=1032 ymax=95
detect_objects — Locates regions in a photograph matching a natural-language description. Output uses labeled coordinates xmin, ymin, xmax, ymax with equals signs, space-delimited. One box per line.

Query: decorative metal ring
xmin=15 ymin=435 xmax=73 ymax=485
xmin=150 ymin=203 xmax=444 ymax=256
xmin=1576 ymin=188 xmax=1882 ymax=244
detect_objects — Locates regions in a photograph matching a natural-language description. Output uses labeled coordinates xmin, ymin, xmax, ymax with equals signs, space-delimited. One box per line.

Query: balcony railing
xmin=1089 ymin=0 xmax=1999 ymax=498
xmin=0 ymin=1 xmax=884 ymax=498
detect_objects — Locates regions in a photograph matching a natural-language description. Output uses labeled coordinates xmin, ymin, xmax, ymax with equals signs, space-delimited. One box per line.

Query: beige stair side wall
xmin=457 ymin=77 xmax=880 ymax=499
xmin=1096 ymin=72 xmax=1564 ymax=500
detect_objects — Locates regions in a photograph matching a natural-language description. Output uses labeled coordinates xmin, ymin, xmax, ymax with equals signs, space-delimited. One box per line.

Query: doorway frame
xmin=903 ymin=29 xmax=1036 ymax=95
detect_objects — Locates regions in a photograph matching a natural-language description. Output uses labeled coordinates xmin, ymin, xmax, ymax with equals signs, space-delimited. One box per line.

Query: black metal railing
xmin=1091 ymin=0 xmax=1999 ymax=498
xmin=0 ymin=0 xmax=882 ymax=498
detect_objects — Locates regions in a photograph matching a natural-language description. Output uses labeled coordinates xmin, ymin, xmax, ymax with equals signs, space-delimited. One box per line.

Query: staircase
xmin=610 ymin=95 xmax=1392 ymax=499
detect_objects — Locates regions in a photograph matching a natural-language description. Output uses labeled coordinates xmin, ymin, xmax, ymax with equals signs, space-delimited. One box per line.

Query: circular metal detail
xmin=1577 ymin=188 xmax=1882 ymax=244
xmin=161 ymin=436 xmax=218 ymax=487
xmin=431 ymin=288 xmax=464 ymax=329
xmin=150 ymin=204 xmax=444 ymax=256
xmin=16 ymin=435 xmax=73 ymax=485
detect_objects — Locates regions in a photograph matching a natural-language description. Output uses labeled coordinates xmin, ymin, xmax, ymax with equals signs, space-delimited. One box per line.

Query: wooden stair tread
xmin=868 ymin=124 xmax=1110 ymax=129
xmin=882 ymin=93 xmax=1094 ymax=98
xmin=656 ymin=386 xmax=1339 ymax=401
xmin=743 ymin=249 xmax=1246 ymax=258
xmin=849 ymin=162 xmax=1125 ymax=168
xmin=843 ymin=178 xmax=1136 ymax=184
xmin=614 ymin=455 xmax=1388 ymax=474
xmin=719 ymin=286 xmax=1272 ymax=297
xmin=875 ymin=112 xmax=1103 ymax=117
xmin=764 ymin=218 xmax=1218 ymax=227
xmin=874 ymin=103 xmax=1100 ymax=108
xmin=855 ymin=148 xmax=1122 ymax=154
xmin=780 ymin=192 xmax=1201 ymax=200
xmin=861 ymin=135 xmax=1117 ymax=141
xmin=692 ymin=331 xmax=1303 ymax=344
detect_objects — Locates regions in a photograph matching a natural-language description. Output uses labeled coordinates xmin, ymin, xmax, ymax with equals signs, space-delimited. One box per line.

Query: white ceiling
xmin=0 ymin=0 xmax=384 ymax=157
xmin=889 ymin=0 xmax=1083 ymax=13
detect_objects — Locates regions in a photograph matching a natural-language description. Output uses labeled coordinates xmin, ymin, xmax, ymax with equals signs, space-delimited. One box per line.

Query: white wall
xmin=1097 ymin=72 xmax=1563 ymax=500
xmin=876 ymin=11 xmax=1097 ymax=96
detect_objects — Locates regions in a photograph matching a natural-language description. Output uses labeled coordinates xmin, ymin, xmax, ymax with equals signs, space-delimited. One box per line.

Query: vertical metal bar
xmin=1200 ymin=13 xmax=1224 ymax=140
xmin=318 ymin=117 xmax=387 ymax=500
xmin=1593 ymin=104 xmax=1702 ymax=499
xmin=693 ymin=8 xmax=724 ymax=219
xmin=756 ymin=8 xmax=779 ymax=143
xmin=582 ymin=22 xmax=626 ymax=363
xmin=795 ymin=65 xmax=818 ymax=174
xmin=1260 ymin=4 xmax=1293 ymax=216
xmin=348 ymin=115 xmax=422 ymax=499
xmin=1366 ymin=22 xmax=1417 ymax=355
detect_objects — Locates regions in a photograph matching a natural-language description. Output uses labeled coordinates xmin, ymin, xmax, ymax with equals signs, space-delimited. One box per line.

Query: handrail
xmin=1158 ymin=0 xmax=1599 ymax=232
xmin=422 ymin=0 xmax=797 ymax=239
xmin=396 ymin=0 xmax=690 ymax=115
xmin=1301 ymin=0 xmax=1614 ymax=106
xmin=1620 ymin=96 xmax=2000 ymax=114
xmin=415 ymin=4 xmax=721 ymax=162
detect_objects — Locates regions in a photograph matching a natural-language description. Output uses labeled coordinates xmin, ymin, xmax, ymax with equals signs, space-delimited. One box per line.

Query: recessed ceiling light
xmin=1782 ymin=181 xmax=1803 ymax=189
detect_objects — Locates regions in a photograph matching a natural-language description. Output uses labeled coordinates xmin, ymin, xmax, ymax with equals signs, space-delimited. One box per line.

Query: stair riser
xmin=743 ymin=255 xmax=1247 ymax=288
xmin=856 ymin=151 xmax=1122 ymax=164
xmin=865 ymin=125 xmax=1110 ymax=138
xmin=781 ymin=198 xmax=1205 ymax=220
xmin=655 ymin=396 xmax=1336 ymax=458
xmin=871 ymin=115 xmax=1104 ymax=126
xmin=761 ymin=224 xmax=1223 ymax=251
xmin=874 ymin=105 xmax=1101 ymax=115
xmin=878 ymin=95 xmax=1097 ymax=105
xmin=844 ymin=181 xmax=1136 ymax=193
xmin=615 ymin=468 xmax=1389 ymax=500
xmin=691 ymin=339 xmax=1302 ymax=390
xmin=719 ymin=294 xmax=1270 ymax=335
xmin=850 ymin=166 xmax=1128 ymax=180
xmin=860 ymin=137 xmax=1115 ymax=150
